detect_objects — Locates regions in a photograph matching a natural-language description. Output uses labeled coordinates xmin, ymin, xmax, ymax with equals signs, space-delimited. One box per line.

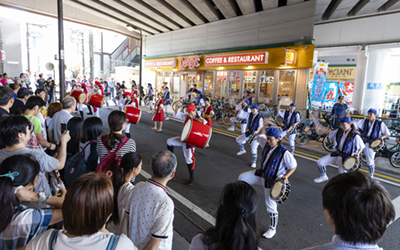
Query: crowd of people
xmin=0 ymin=74 xmax=397 ymax=250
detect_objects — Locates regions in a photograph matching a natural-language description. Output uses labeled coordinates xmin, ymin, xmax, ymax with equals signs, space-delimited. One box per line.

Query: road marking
xmin=390 ymin=196 xmax=400 ymax=225
xmin=139 ymin=170 xmax=216 ymax=226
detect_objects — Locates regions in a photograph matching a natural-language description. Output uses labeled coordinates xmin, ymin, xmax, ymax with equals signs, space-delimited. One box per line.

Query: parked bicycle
xmin=360 ymin=137 xmax=400 ymax=168
xmin=295 ymin=112 xmax=337 ymax=152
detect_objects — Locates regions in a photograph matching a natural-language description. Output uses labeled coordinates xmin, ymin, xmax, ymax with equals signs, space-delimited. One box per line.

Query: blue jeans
xmin=110 ymin=87 xmax=115 ymax=98
xmin=48 ymin=92 xmax=54 ymax=104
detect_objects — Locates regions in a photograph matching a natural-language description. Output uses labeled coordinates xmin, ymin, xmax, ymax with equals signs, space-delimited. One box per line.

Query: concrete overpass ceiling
xmin=187 ymin=0 xmax=222 ymax=22
xmin=381 ymin=0 xmax=400 ymax=11
xmin=142 ymin=0 xmax=194 ymax=28
xmin=261 ymin=0 xmax=278 ymax=10
xmin=164 ymin=0 xmax=207 ymax=25
xmin=212 ymin=0 xmax=239 ymax=18
xmin=328 ymin=0 xmax=359 ymax=19
xmin=236 ymin=0 xmax=256 ymax=15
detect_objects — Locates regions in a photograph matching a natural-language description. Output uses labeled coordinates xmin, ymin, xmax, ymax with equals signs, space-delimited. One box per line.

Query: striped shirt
xmin=96 ymin=135 xmax=136 ymax=160
xmin=0 ymin=205 xmax=52 ymax=250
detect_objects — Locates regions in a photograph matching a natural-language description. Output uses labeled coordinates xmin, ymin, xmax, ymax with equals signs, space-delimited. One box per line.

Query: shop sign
xmin=217 ymin=71 xmax=227 ymax=82
xmin=229 ymin=71 xmax=241 ymax=82
xmin=285 ymin=50 xmax=297 ymax=65
xmin=205 ymin=52 xmax=268 ymax=66
xmin=367 ymin=83 xmax=383 ymax=90
xmin=178 ymin=55 xmax=200 ymax=70
xmin=144 ymin=59 xmax=176 ymax=68
xmin=327 ymin=66 xmax=356 ymax=80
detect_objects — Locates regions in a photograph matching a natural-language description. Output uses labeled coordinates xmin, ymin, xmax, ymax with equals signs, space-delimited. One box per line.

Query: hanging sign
xmin=144 ymin=59 xmax=176 ymax=68
xmin=205 ymin=52 xmax=268 ymax=66
xmin=327 ymin=66 xmax=356 ymax=80
xmin=178 ymin=55 xmax=200 ymax=70
xmin=285 ymin=50 xmax=297 ymax=65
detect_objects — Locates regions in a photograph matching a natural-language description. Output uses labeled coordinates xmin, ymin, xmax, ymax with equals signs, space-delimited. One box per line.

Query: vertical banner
xmin=310 ymin=63 xmax=329 ymax=103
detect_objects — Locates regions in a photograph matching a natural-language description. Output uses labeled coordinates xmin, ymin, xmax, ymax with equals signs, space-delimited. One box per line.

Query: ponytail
xmin=105 ymin=110 xmax=127 ymax=150
xmin=0 ymin=155 xmax=40 ymax=233
xmin=112 ymin=152 xmax=142 ymax=224
xmin=104 ymin=133 xmax=124 ymax=150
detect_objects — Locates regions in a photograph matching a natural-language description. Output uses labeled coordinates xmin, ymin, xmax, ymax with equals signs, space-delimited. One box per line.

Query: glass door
xmin=204 ymin=71 xmax=214 ymax=99
xmin=278 ymin=70 xmax=296 ymax=106
xmin=243 ymin=70 xmax=257 ymax=104
xmin=259 ymin=70 xmax=274 ymax=105
xmin=215 ymin=71 xmax=228 ymax=100
xmin=228 ymin=71 xmax=241 ymax=104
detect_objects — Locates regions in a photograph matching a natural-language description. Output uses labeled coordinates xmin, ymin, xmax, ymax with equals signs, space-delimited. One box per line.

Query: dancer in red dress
xmin=202 ymin=97 xmax=215 ymax=127
xmin=151 ymin=93 xmax=164 ymax=132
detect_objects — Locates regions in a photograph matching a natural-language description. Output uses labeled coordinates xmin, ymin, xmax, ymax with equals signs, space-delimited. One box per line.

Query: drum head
xmin=370 ymin=140 xmax=381 ymax=148
xmin=181 ymin=119 xmax=193 ymax=142
xmin=271 ymin=181 xmax=284 ymax=199
xmin=78 ymin=93 xmax=86 ymax=103
xmin=343 ymin=157 xmax=356 ymax=169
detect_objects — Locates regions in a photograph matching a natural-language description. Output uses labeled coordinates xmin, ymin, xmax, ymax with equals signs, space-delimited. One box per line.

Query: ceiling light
xmin=126 ymin=25 xmax=134 ymax=31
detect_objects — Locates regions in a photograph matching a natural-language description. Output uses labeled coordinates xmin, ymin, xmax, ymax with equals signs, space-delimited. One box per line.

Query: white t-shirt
xmin=123 ymin=180 xmax=174 ymax=250
xmin=115 ymin=182 xmax=135 ymax=235
xmin=46 ymin=118 xmax=54 ymax=130
xmin=25 ymin=229 xmax=136 ymax=250
xmin=189 ymin=234 xmax=215 ymax=250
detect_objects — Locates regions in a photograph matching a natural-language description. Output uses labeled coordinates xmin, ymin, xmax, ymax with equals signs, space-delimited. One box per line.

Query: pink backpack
xmin=96 ymin=136 xmax=129 ymax=178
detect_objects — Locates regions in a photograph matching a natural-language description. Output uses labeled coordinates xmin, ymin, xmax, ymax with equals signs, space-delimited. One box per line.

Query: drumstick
xmin=179 ymin=92 xmax=192 ymax=102
xmin=237 ymin=95 xmax=251 ymax=106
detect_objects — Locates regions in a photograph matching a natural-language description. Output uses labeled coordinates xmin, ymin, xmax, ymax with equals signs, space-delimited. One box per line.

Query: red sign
xmin=217 ymin=71 xmax=227 ymax=82
xmin=205 ymin=52 xmax=268 ymax=66
xmin=178 ymin=55 xmax=200 ymax=70
xmin=229 ymin=71 xmax=241 ymax=82
xmin=144 ymin=59 xmax=176 ymax=68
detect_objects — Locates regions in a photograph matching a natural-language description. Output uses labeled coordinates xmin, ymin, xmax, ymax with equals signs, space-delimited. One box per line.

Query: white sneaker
xmin=227 ymin=127 xmax=234 ymax=131
xmin=251 ymin=163 xmax=256 ymax=168
xmin=263 ymin=228 xmax=276 ymax=239
xmin=165 ymin=117 xmax=169 ymax=120
xmin=314 ymin=175 xmax=329 ymax=183
xmin=237 ymin=150 xmax=246 ymax=156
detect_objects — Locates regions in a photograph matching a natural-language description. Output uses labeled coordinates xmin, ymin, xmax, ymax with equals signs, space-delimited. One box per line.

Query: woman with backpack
xmin=80 ymin=117 xmax=103 ymax=172
xmin=112 ymin=152 xmax=142 ymax=234
xmin=96 ymin=111 xmax=136 ymax=175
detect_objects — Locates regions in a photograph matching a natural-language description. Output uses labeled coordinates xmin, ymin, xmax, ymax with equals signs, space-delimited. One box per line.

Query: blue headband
xmin=251 ymin=104 xmax=259 ymax=110
xmin=339 ymin=117 xmax=352 ymax=123
xmin=289 ymin=103 xmax=296 ymax=107
xmin=0 ymin=171 xmax=19 ymax=181
xmin=367 ymin=108 xmax=377 ymax=115
xmin=266 ymin=128 xmax=281 ymax=138
xmin=165 ymin=87 xmax=169 ymax=90
xmin=245 ymin=100 xmax=250 ymax=104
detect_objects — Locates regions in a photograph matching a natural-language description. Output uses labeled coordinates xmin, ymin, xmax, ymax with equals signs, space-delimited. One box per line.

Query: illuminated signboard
xmin=205 ymin=52 xmax=268 ymax=66
xmin=178 ymin=55 xmax=200 ymax=70
xmin=285 ymin=50 xmax=297 ymax=65
xmin=144 ymin=59 xmax=176 ymax=68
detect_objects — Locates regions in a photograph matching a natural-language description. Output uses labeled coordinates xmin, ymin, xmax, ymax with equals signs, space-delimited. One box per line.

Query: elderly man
xmin=52 ymin=96 xmax=76 ymax=145
xmin=123 ymin=150 xmax=176 ymax=250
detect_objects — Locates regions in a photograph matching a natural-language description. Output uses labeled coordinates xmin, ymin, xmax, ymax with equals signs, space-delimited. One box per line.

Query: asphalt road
xmin=91 ymin=106 xmax=400 ymax=250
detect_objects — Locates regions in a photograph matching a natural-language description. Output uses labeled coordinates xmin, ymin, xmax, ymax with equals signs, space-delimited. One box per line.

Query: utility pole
xmin=57 ymin=0 xmax=65 ymax=100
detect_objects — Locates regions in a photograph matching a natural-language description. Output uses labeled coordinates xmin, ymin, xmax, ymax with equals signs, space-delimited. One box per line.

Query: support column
xmin=352 ymin=47 xmax=368 ymax=113
xmin=89 ymin=29 xmax=94 ymax=79
xmin=57 ymin=0 xmax=65 ymax=100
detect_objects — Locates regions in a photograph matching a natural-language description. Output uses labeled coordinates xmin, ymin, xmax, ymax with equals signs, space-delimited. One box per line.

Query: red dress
xmin=152 ymin=99 xmax=164 ymax=122
xmin=203 ymin=105 xmax=214 ymax=127
xmin=132 ymin=89 xmax=139 ymax=98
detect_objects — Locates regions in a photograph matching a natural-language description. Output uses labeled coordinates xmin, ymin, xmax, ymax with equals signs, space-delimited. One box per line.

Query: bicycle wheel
xmin=322 ymin=135 xmax=336 ymax=152
xmin=223 ymin=112 xmax=233 ymax=125
xmin=284 ymin=129 xmax=300 ymax=141
xmin=389 ymin=152 xmax=400 ymax=168
xmin=295 ymin=133 xmax=310 ymax=145
xmin=215 ymin=112 xmax=224 ymax=125
xmin=235 ymin=120 xmax=241 ymax=129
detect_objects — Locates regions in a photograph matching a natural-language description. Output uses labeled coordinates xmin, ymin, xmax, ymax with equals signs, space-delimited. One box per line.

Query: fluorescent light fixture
xmin=7 ymin=61 xmax=19 ymax=64
xmin=126 ymin=25 xmax=134 ymax=31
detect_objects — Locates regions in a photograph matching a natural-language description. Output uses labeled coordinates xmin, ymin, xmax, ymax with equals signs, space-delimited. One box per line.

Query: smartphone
xmin=61 ymin=123 xmax=67 ymax=134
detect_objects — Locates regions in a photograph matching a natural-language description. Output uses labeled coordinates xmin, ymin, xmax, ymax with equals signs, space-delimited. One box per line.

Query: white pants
xmin=125 ymin=123 xmax=131 ymax=133
xmin=230 ymin=117 xmax=247 ymax=134
xmin=239 ymin=170 xmax=277 ymax=213
xmin=167 ymin=136 xmax=195 ymax=164
xmin=165 ymin=104 xmax=170 ymax=117
xmin=105 ymin=96 xmax=109 ymax=107
xmin=364 ymin=143 xmax=376 ymax=166
xmin=317 ymin=155 xmax=346 ymax=176
xmin=94 ymin=108 xmax=100 ymax=118
xmin=78 ymin=103 xmax=83 ymax=111
xmin=236 ymin=134 xmax=260 ymax=155
xmin=148 ymin=100 xmax=153 ymax=111
xmin=281 ymin=130 xmax=296 ymax=154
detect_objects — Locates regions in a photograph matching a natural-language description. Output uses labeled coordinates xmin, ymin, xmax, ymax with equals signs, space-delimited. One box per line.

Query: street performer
xmin=314 ymin=116 xmax=365 ymax=183
xmin=151 ymin=92 xmax=164 ymax=132
xmin=238 ymin=127 xmax=297 ymax=239
xmin=236 ymin=104 xmax=263 ymax=169
xmin=122 ymin=92 xmax=135 ymax=138
xmin=276 ymin=102 xmax=300 ymax=155
xmin=353 ymin=108 xmax=389 ymax=178
xmin=202 ymin=97 xmax=214 ymax=127
xmin=227 ymin=99 xmax=251 ymax=134
xmin=167 ymin=104 xmax=206 ymax=185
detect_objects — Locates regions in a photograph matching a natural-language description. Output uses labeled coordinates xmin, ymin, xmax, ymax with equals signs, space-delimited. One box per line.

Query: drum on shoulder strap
xmin=181 ymin=119 xmax=212 ymax=149
xmin=343 ymin=156 xmax=361 ymax=172
xmin=88 ymin=94 xmax=105 ymax=108
xmin=71 ymin=90 xmax=87 ymax=103
xmin=370 ymin=139 xmax=385 ymax=152
xmin=287 ymin=124 xmax=297 ymax=134
xmin=270 ymin=178 xmax=291 ymax=204
xmin=126 ymin=106 xmax=142 ymax=124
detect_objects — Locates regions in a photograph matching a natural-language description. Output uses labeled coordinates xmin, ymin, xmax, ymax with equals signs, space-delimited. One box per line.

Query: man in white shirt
xmin=124 ymin=151 xmax=176 ymax=250
xmin=353 ymin=108 xmax=389 ymax=177
xmin=52 ymin=97 xmax=76 ymax=145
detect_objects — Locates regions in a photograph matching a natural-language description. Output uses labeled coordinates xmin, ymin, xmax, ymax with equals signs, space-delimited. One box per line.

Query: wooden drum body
xmin=88 ymin=94 xmax=105 ymax=108
xmin=126 ymin=106 xmax=142 ymax=124
xmin=181 ymin=119 xmax=212 ymax=149
xmin=71 ymin=90 xmax=87 ymax=103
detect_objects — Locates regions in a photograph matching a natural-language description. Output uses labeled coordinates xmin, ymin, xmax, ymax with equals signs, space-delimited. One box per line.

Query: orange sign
xmin=285 ymin=50 xmax=296 ymax=65
xmin=205 ymin=52 xmax=268 ymax=66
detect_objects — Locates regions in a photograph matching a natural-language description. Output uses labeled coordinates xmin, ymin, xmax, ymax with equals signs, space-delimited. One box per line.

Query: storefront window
xmin=204 ymin=71 xmax=214 ymax=99
xmin=172 ymin=72 xmax=180 ymax=102
xmin=243 ymin=71 xmax=257 ymax=101
xmin=228 ymin=71 xmax=241 ymax=102
xmin=259 ymin=70 xmax=274 ymax=104
xmin=278 ymin=70 xmax=296 ymax=106
xmin=215 ymin=71 xmax=228 ymax=100
xmin=164 ymin=72 xmax=172 ymax=90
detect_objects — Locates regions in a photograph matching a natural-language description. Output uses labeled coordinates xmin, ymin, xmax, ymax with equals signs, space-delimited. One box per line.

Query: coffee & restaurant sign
xmin=205 ymin=52 xmax=269 ymax=66
xmin=144 ymin=59 xmax=176 ymax=68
